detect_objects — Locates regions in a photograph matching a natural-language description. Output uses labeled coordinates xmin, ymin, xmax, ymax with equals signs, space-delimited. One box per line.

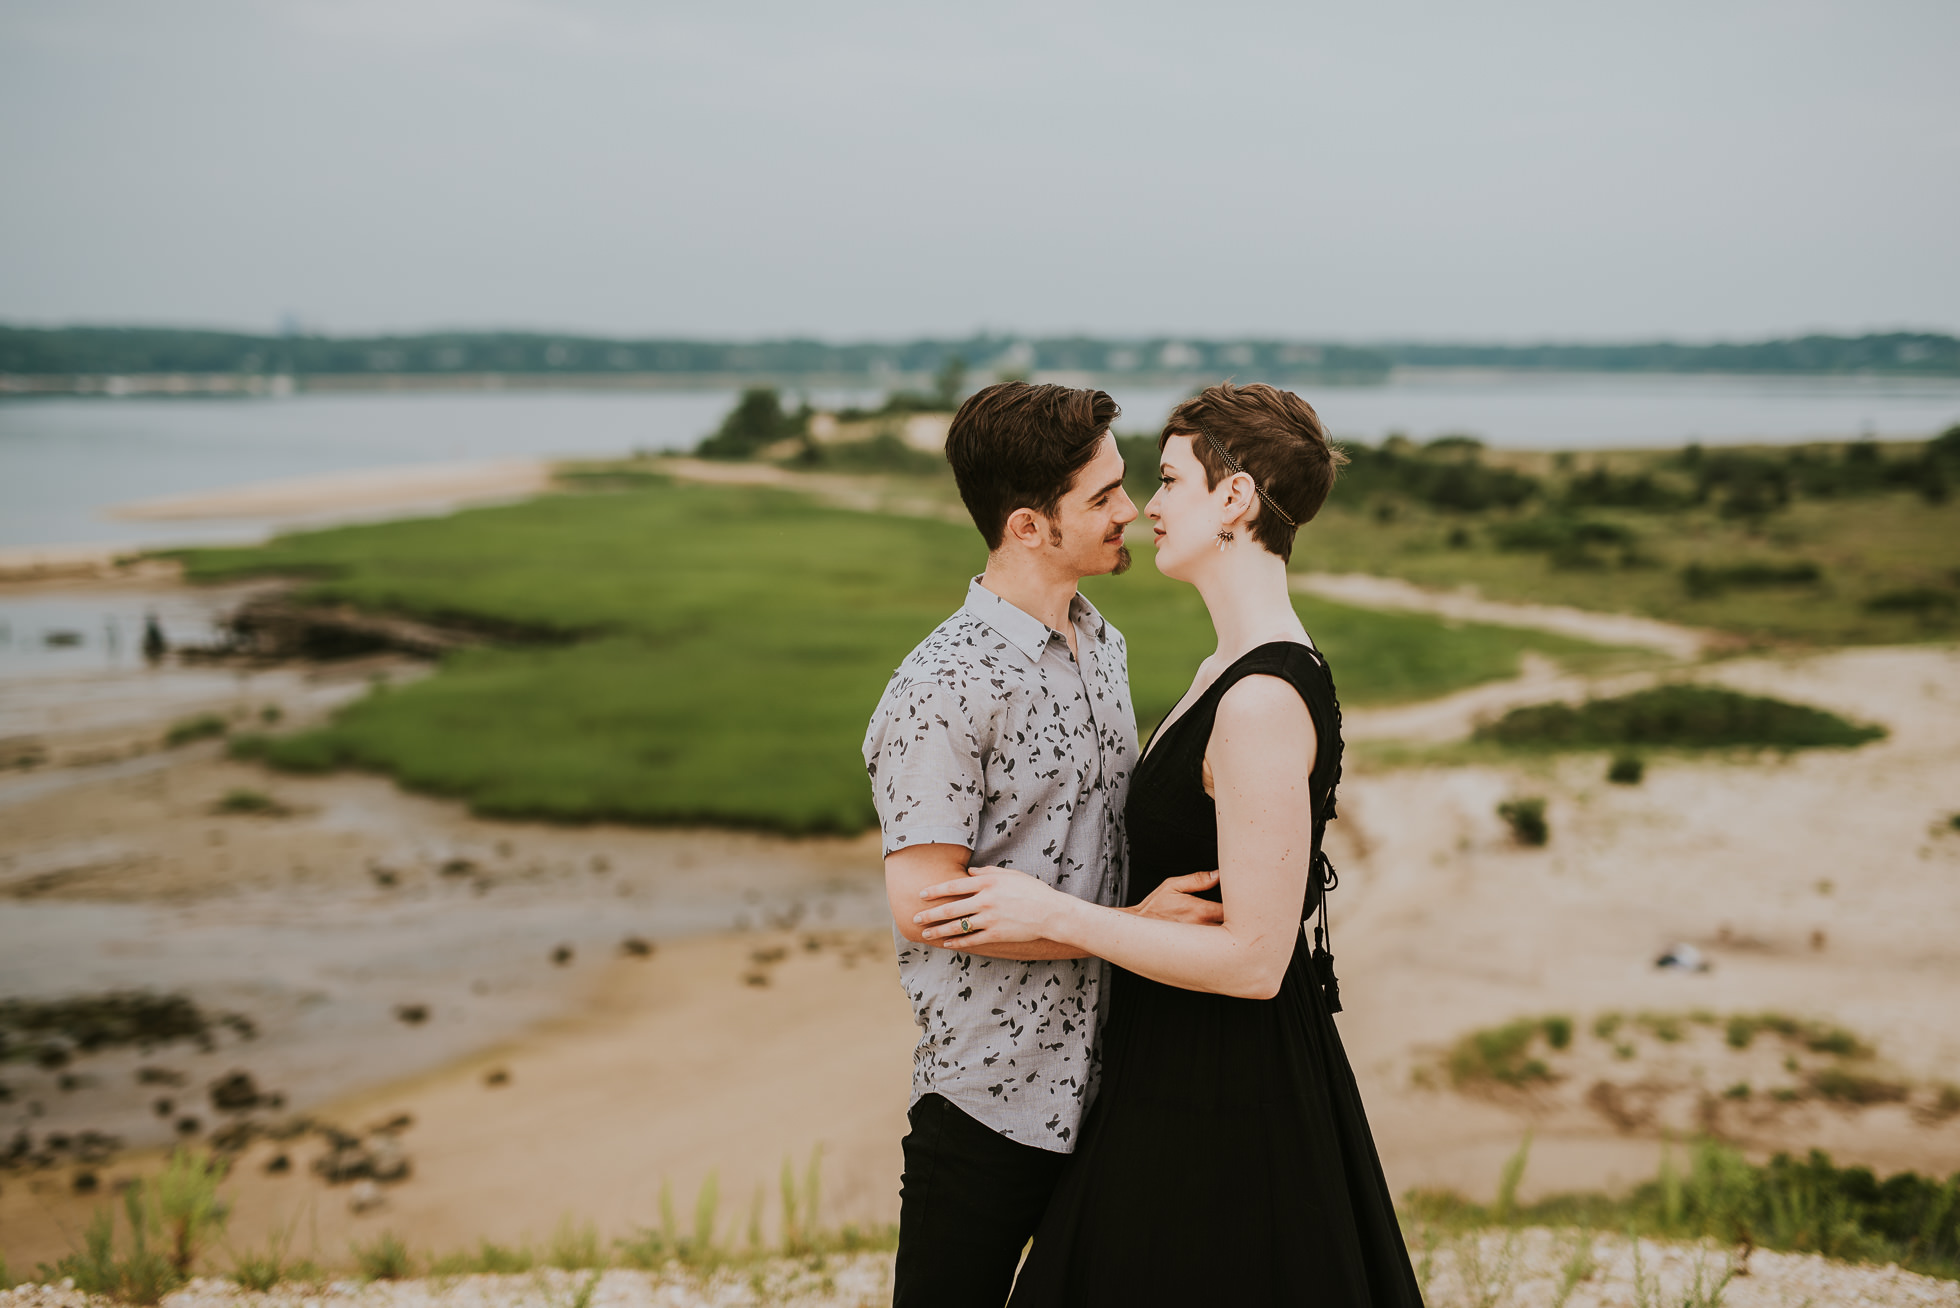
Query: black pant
xmin=894 ymin=1093 xmax=1071 ymax=1308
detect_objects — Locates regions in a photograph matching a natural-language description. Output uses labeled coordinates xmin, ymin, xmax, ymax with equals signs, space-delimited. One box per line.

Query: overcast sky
xmin=2 ymin=0 xmax=1955 ymax=342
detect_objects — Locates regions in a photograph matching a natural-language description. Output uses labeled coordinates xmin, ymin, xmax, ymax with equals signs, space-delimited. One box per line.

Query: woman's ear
xmin=1219 ymin=472 xmax=1259 ymax=528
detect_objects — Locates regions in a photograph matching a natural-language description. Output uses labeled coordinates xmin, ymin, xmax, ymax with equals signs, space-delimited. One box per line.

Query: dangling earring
xmin=1216 ymin=530 xmax=1234 ymax=551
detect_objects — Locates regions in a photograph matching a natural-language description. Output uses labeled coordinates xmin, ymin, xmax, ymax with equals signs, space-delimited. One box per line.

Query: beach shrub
xmin=1445 ymin=1017 xmax=1567 ymax=1088
xmin=228 ymin=1225 xmax=317 ymax=1291
xmin=165 ymin=713 xmax=228 ymax=748
xmin=38 ymin=1176 xmax=194 ymax=1303
xmin=210 ymin=788 xmax=289 ymax=816
xmin=1607 ymin=753 xmax=1645 ymax=785
xmin=1681 ymin=559 xmax=1823 ymax=598
xmin=1489 ymin=515 xmax=1639 ymax=570
xmin=1497 ymin=797 xmax=1548 ymax=847
xmin=548 ymin=1218 xmax=606 ymax=1271
xmin=351 ymin=1231 xmax=412 ymax=1280
xmin=1865 ymin=586 xmax=1958 ymax=619
xmin=1474 ymin=684 xmax=1885 ymax=751
xmin=47 ymin=1197 xmax=176 ymax=1303
xmin=1405 ymin=1141 xmax=1960 ymax=1281
xmin=429 ymin=1241 xmax=533 ymax=1275
xmin=1320 ymin=438 xmax=1541 ymax=512
xmin=695 ymin=388 xmax=806 ymax=460
xmin=1562 ymin=466 xmax=1690 ymax=510
xmin=153 ymin=1148 xmax=230 ymax=1277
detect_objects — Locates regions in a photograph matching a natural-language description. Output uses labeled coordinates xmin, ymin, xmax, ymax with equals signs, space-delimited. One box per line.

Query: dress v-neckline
xmin=1138 ymin=638 xmax=1318 ymax=766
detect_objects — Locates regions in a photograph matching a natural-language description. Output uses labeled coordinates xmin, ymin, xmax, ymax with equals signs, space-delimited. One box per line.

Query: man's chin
xmin=1109 ymin=544 xmax=1132 ymax=576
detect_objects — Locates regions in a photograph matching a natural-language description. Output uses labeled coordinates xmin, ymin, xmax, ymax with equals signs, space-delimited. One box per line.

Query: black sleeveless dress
xmin=1007 ymin=642 xmax=1424 ymax=1307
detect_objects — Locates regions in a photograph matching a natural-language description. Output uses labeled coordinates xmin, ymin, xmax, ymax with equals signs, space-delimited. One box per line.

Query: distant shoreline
xmin=8 ymin=364 xmax=1960 ymax=400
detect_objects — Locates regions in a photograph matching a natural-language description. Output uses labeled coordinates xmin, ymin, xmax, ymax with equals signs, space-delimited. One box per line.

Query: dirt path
xmin=1293 ymin=571 xmax=1719 ymax=659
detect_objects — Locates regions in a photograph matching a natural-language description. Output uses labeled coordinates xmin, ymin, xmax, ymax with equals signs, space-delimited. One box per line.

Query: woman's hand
xmin=914 ymin=866 xmax=1070 ymax=950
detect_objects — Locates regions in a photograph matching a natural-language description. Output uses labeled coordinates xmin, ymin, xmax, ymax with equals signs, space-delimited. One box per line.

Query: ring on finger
xmin=960 ymin=916 xmax=973 ymax=935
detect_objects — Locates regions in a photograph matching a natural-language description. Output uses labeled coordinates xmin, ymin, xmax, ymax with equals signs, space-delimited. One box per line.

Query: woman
xmin=911 ymin=383 xmax=1424 ymax=1306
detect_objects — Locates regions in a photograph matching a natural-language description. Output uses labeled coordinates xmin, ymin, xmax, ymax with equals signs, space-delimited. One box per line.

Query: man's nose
xmin=1115 ymin=491 xmax=1140 ymax=523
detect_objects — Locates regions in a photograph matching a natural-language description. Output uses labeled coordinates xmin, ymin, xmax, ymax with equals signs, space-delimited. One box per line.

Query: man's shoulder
xmin=890 ymin=608 xmax=1030 ymax=689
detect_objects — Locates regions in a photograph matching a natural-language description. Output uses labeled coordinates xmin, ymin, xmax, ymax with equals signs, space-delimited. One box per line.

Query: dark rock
xmin=72 ymin=1170 xmax=98 ymax=1193
xmin=620 ymin=936 xmax=654 ymax=958
xmin=135 ymin=1067 xmax=186 ymax=1086
xmin=174 ymin=1116 xmax=201 ymax=1136
xmin=439 ymin=858 xmax=477 ymax=878
xmin=153 ymin=1097 xmax=175 ymax=1117
xmin=209 ymin=1070 xmax=268 ymax=1112
xmin=483 ymin=1067 xmax=510 ymax=1088
xmin=551 ymin=944 xmax=573 ymax=966
xmin=265 ymin=1153 xmax=291 ymax=1174
xmin=394 ymin=1004 xmax=429 ymax=1025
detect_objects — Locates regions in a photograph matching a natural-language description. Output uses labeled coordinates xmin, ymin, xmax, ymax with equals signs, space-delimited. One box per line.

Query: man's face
xmin=1045 ymin=432 xmax=1138 ymax=578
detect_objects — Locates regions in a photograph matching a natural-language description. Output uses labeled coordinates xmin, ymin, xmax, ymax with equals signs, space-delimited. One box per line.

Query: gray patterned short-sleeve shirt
xmin=862 ymin=577 xmax=1136 ymax=1153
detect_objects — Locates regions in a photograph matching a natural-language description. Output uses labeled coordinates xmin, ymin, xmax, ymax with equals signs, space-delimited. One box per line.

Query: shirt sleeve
xmin=863 ymin=677 xmax=985 ymax=855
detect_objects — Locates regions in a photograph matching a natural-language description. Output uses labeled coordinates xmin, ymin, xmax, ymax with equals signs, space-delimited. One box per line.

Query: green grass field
xmin=179 ymin=477 xmax=1624 ymax=833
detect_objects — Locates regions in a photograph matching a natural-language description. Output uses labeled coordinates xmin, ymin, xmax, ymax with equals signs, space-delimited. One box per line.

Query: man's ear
xmin=1002 ymin=506 xmax=1047 ymax=549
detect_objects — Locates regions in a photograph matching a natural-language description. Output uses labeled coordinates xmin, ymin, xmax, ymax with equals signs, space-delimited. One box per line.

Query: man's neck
xmin=978 ymin=554 xmax=1083 ymax=660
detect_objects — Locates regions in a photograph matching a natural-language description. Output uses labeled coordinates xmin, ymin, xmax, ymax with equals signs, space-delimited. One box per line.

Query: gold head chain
xmin=1195 ymin=426 xmax=1298 ymax=528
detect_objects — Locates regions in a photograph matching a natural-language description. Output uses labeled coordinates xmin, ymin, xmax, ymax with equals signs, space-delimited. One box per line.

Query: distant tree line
xmin=1383 ymin=333 xmax=1960 ymax=376
xmin=9 ymin=326 xmax=1954 ymax=381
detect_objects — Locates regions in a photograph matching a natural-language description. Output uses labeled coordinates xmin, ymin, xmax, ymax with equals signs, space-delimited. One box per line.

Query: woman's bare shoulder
xmin=1212 ymin=672 xmax=1313 ymax=734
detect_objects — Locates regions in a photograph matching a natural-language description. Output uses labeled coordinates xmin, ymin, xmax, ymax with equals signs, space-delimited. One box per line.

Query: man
xmin=862 ymin=381 xmax=1220 ymax=1308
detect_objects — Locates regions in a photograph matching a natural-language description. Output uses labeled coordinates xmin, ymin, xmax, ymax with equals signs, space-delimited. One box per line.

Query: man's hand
xmin=1131 ymin=869 xmax=1223 ymax=925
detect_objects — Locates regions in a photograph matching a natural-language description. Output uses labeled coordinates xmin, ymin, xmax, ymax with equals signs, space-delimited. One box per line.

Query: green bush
xmin=1682 ymin=559 xmax=1823 ymax=598
xmin=228 ymin=1224 xmax=318 ymax=1291
xmin=1606 ymin=753 xmax=1645 ymax=784
xmin=1865 ymin=586 xmax=1958 ymax=617
xmin=1475 ymin=683 xmax=1885 ymax=751
xmin=165 ymin=713 xmax=228 ymax=747
xmin=210 ymin=788 xmax=289 ymax=816
xmin=1407 ymin=1140 xmax=1960 ymax=1281
xmin=1445 ymin=1017 xmax=1569 ymax=1088
xmin=351 ymin=1231 xmax=412 ymax=1280
xmin=37 ymin=1152 xmax=227 ymax=1303
xmin=695 ymin=388 xmax=807 ymax=461
xmin=1497 ymin=797 xmax=1548 ymax=846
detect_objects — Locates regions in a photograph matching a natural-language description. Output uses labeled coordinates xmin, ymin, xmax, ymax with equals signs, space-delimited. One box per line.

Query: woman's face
xmin=1145 ymin=435 xmax=1230 ymax=581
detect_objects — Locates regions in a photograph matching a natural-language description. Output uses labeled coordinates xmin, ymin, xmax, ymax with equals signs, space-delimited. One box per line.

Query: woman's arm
xmin=887 ymin=846 xmax=1226 ymax=962
xmin=914 ymin=675 xmax=1317 ymax=1000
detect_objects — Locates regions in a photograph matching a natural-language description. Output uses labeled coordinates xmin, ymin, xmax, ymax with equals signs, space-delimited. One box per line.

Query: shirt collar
xmin=962 ymin=576 xmax=1104 ymax=664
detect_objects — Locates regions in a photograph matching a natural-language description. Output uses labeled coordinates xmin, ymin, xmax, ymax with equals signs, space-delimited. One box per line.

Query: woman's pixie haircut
xmin=1160 ymin=382 xmax=1345 ymax=562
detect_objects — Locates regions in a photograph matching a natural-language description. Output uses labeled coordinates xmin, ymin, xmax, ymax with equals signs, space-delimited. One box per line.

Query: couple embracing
xmin=862 ymin=381 xmax=1424 ymax=1307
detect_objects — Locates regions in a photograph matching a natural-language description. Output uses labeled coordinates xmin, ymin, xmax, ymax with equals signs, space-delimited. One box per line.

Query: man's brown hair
xmin=1159 ymin=382 xmax=1345 ymax=562
xmin=945 ymin=382 xmax=1121 ymax=549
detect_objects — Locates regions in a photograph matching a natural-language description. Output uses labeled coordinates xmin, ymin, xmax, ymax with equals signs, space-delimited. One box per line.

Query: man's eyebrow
xmin=1088 ymin=475 xmax=1126 ymax=500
